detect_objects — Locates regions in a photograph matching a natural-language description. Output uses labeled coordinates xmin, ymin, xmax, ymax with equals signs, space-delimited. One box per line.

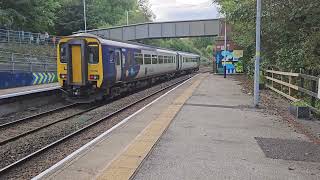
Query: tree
xmin=0 ymin=0 xmax=60 ymax=32
xmin=214 ymin=0 xmax=320 ymax=73
xmin=55 ymin=0 xmax=136 ymax=35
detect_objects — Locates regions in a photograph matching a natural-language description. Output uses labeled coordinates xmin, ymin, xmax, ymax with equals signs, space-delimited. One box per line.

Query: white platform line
xmin=32 ymin=75 xmax=197 ymax=180
xmin=0 ymin=86 xmax=60 ymax=100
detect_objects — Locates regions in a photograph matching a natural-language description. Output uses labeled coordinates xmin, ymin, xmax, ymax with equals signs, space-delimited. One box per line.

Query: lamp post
xmin=254 ymin=0 xmax=262 ymax=107
xmin=83 ymin=0 xmax=87 ymax=32
xmin=223 ymin=19 xmax=227 ymax=78
xmin=126 ymin=11 xmax=129 ymax=25
xmin=126 ymin=10 xmax=140 ymax=25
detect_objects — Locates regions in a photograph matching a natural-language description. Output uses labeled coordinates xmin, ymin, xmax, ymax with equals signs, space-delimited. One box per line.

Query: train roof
xmin=177 ymin=51 xmax=200 ymax=57
xmin=69 ymin=33 xmax=199 ymax=57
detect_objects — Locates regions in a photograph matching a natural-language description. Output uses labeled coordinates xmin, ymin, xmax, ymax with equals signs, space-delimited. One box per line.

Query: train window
xmin=164 ymin=56 xmax=169 ymax=64
xmin=144 ymin=54 xmax=151 ymax=64
xmin=134 ymin=53 xmax=143 ymax=64
xmin=60 ymin=43 xmax=67 ymax=63
xmin=127 ymin=50 xmax=133 ymax=64
xmin=115 ymin=50 xmax=121 ymax=65
xmin=88 ymin=44 xmax=99 ymax=64
xmin=158 ymin=55 xmax=163 ymax=64
xmin=152 ymin=55 xmax=158 ymax=64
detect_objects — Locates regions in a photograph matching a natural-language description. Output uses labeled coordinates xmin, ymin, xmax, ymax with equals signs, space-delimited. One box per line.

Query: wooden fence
xmin=264 ymin=70 xmax=319 ymax=112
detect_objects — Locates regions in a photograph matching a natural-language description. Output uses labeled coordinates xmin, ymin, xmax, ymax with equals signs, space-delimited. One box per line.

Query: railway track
xmin=0 ymin=103 xmax=103 ymax=146
xmin=0 ymin=103 xmax=77 ymax=128
xmin=0 ymin=74 xmax=194 ymax=179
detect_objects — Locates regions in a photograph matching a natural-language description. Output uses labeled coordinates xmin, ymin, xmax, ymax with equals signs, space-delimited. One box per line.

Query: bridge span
xmin=84 ymin=19 xmax=222 ymax=41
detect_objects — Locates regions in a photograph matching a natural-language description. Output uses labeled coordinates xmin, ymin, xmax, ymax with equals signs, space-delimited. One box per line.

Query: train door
xmin=176 ymin=54 xmax=180 ymax=71
xmin=67 ymin=40 xmax=87 ymax=85
xmin=115 ymin=49 xmax=121 ymax=81
xmin=179 ymin=55 xmax=183 ymax=70
xmin=121 ymin=49 xmax=127 ymax=81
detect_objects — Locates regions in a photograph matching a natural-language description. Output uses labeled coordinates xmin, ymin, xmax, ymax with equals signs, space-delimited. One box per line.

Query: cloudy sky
xmin=149 ymin=0 xmax=220 ymax=22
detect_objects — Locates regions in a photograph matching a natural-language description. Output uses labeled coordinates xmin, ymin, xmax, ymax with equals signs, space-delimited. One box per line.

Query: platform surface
xmin=38 ymin=74 xmax=320 ymax=180
xmin=0 ymin=83 xmax=59 ymax=99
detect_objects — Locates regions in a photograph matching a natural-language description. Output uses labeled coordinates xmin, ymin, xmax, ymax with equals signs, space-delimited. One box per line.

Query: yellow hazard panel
xmin=57 ymin=36 xmax=104 ymax=87
xmin=71 ymin=45 xmax=83 ymax=84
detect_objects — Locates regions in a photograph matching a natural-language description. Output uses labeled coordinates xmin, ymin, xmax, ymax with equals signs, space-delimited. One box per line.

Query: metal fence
xmin=0 ymin=29 xmax=60 ymax=46
xmin=0 ymin=51 xmax=57 ymax=73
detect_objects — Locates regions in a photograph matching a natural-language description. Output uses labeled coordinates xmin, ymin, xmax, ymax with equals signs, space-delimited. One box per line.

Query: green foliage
xmin=214 ymin=0 xmax=320 ymax=73
xmin=0 ymin=0 xmax=60 ymax=32
xmin=291 ymin=100 xmax=309 ymax=107
xmin=0 ymin=0 xmax=154 ymax=35
xmin=55 ymin=0 xmax=136 ymax=35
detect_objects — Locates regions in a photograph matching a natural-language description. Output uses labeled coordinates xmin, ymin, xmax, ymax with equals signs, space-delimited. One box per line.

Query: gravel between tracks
xmin=0 ymin=101 xmax=71 ymax=126
xmin=0 ymin=104 xmax=89 ymax=142
xmin=0 ymin=74 xmax=194 ymax=180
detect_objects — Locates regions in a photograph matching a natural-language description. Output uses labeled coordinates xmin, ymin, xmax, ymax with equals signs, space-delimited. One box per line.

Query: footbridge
xmin=84 ymin=19 xmax=222 ymax=41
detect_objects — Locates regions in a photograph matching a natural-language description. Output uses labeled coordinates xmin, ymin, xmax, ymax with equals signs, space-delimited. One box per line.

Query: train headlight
xmin=89 ymin=75 xmax=99 ymax=80
xmin=60 ymin=74 xmax=67 ymax=79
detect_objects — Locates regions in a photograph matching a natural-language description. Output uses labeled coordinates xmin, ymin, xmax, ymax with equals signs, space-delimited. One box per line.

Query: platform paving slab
xmin=133 ymin=75 xmax=320 ymax=180
xmin=0 ymin=83 xmax=59 ymax=99
xmin=39 ymin=75 xmax=203 ymax=180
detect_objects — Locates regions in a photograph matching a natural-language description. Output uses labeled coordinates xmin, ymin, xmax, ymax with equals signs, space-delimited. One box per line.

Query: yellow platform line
xmin=97 ymin=75 xmax=205 ymax=180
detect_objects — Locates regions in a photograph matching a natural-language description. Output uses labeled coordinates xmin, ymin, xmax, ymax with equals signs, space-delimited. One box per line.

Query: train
xmin=57 ymin=33 xmax=200 ymax=102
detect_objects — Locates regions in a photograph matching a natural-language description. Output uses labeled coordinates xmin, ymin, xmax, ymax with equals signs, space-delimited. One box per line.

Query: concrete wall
xmin=0 ymin=71 xmax=57 ymax=89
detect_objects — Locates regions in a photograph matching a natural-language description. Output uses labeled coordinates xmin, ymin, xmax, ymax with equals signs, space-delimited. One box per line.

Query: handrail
xmin=0 ymin=29 xmax=61 ymax=46
xmin=0 ymin=51 xmax=56 ymax=72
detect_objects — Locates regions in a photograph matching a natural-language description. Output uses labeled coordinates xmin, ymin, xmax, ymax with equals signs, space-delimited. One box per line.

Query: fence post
xmin=7 ymin=30 xmax=10 ymax=43
xmin=19 ymin=31 xmax=21 ymax=44
xmin=271 ymin=68 xmax=274 ymax=88
xmin=300 ymin=69 xmax=304 ymax=98
xmin=289 ymin=70 xmax=292 ymax=96
xmin=311 ymin=70 xmax=316 ymax=107
xmin=281 ymin=74 xmax=283 ymax=92
xmin=11 ymin=53 xmax=14 ymax=72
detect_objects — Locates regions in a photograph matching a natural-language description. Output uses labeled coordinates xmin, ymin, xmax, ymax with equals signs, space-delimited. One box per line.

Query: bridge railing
xmin=264 ymin=69 xmax=320 ymax=112
xmin=0 ymin=29 xmax=60 ymax=46
xmin=0 ymin=51 xmax=56 ymax=73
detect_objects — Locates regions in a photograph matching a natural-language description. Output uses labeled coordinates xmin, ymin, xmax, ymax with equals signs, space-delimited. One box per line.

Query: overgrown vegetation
xmin=214 ymin=0 xmax=320 ymax=74
xmin=0 ymin=0 xmax=214 ymax=61
xmin=0 ymin=0 xmax=154 ymax=35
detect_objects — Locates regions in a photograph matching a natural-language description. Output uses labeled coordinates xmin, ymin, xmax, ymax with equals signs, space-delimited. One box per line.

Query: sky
xmin=149 ymin=0 xmax=220 ymax=22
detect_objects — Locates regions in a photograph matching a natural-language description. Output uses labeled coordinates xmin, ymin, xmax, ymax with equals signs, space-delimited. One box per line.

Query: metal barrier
xmin=264 ymin=69 xmax=320 ymax=112
xmin=0 ymin=51 xmax=56 ymax=73
xmin=0 ymin=29 xmax=60 ymax=46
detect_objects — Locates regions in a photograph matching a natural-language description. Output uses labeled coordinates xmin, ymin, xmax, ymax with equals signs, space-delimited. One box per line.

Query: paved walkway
xmin=39 ymin=74 xmax=320 ymax=180
xmin=133 ymin=75 xmax=320 ymax=180
xmin=0 ymin=83 xmax=59 ymax=99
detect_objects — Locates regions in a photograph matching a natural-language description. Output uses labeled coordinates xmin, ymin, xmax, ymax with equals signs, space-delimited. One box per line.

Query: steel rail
xmin=0 ymin=103 xmax=104 ymax=146
xmin=0 ymin=103 xmax=78 ymax=128
xmin=0 ymin=75 xmax=192 ymax=175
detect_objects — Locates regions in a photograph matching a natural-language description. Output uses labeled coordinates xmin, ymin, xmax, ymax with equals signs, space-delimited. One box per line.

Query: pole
xmin=83 ymin=0 xmax=87 ymax=33
xmin=254 ymin=0 xmax=261 ymax=107
xmin=223 ymin=19 xmax=227 ymax=78
xmin=126 ymin=11 xmax=129 ymax=25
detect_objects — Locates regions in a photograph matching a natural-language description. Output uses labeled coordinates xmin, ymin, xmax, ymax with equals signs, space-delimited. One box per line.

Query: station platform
xmin=0 ymin=83 xmax=59 ymax=100
xmin=36 ymin=74 xmax=320 ymax=180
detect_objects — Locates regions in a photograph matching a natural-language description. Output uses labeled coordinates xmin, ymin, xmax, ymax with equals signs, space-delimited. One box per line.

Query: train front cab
xmin=57 ymin=36 xmax=104 ymax=99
